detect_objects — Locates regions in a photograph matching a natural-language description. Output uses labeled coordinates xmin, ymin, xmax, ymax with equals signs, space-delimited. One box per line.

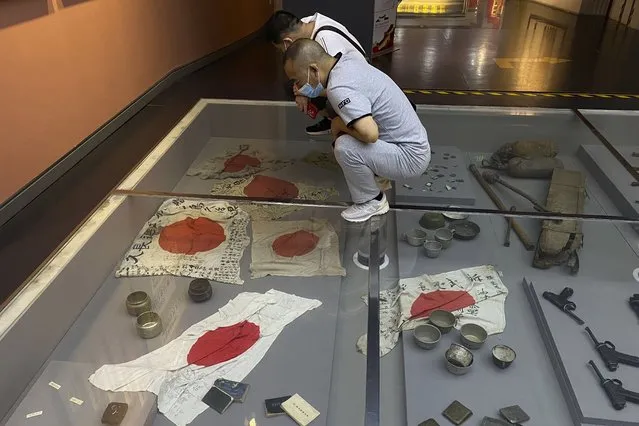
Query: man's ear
xmin=282 ymin=38 xmax=293 ymax=50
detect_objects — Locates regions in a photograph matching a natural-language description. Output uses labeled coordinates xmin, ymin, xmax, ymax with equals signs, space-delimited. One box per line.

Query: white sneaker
xmin=341 ymin=194 xmax=390 ymax=222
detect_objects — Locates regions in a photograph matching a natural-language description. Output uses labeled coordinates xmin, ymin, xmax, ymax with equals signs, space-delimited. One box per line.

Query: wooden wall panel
xmin=0 ymin=0 xmax=272 ymax=203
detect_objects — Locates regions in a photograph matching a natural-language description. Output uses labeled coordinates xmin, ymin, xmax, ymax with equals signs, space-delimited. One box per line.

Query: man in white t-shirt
xmin=265 ymin=10 xmax=367 ymax=136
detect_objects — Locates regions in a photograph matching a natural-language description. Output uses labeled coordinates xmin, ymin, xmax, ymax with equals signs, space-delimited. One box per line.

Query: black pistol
xmin=585 ymin=327 xmax=639 ymax=371
xmin=588 ymin=360 xmax=639 ymax=410
xmin=542 ymin=287 xmax=584 ymax=325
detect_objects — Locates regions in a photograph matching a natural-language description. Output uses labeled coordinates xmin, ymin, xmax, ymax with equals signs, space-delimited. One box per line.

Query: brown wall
xmin=0 ymin=0 xmax=273 ymax=203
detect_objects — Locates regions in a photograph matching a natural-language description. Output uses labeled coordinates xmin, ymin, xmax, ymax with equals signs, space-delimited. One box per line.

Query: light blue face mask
xmin=297 ymin=68 xmax=324 ymax=98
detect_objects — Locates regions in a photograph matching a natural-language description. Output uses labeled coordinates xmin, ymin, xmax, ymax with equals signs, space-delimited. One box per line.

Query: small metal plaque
xmin=101 ymin=402 xmax=128 ymax=425
xmin=500 ymin=405 xmax=530 ymax=424
xmin=480 ymin=416 xmax=510 ymax=426
xmin=418 ymin=419 xmax=440 ymax=426
xmin=442 ymin=400 xmax=473 ymax=425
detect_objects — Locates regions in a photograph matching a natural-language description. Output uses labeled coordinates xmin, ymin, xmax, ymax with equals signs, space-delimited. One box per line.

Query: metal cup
xmin=402 ymin=228 xmax=428 ymax=246
xmin=445 ymin=343 xmax=474 ymax=375
xmin=435 ymin=228 xmax=454 ymax=249
xmin=136 ymin=311 xmax=163 ymax=339
xmin=460 ymin=323 xmax=488 ymax=349
xmin=492 ymin=344 xmax=516 ymax=369
xmin=424 ymin=240 xmax=443 ymax=258
xmin=126 ymin=291 xmax=151 ymax=317
xmin=413 ymin=324 xmax=441 ymax=350
xmin=429 ymin=309 xmax=456 ymax=333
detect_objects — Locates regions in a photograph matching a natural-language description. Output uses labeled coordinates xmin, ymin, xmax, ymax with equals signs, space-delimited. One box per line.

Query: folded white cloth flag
xmin=115 ymin=199 xmax=250 ymax=285
xmin=358 ymin=265 xmax=508 ymax=356
xmin=89 ymin=290 xmax=321 ymax=426
xmin=187 ymin=143 xmax=292 ymax=179
xmin=208 ymin=171 xmax=338 ymax=221
xmin=250 ymin=218 xmax=346 ymax=278
xmin=398 ymin=265 xmax=508 ymax=334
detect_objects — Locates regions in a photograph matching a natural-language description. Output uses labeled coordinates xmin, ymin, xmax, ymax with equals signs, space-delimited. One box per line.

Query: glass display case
xmin=1 ymin=100 xmax=639 ymax=426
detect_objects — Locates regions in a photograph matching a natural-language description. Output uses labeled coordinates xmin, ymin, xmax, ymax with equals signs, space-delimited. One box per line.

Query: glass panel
xmin=411 ymin=106 xmax=617 ymax=216
xmin=577 ymin=109 xmax=639 ymax=220
xmin=0 ymin=194 xmax=369 ymax=426
xmin=381 ymin=205 xmax=639 ymax=426
xmin=579 ymin=110 xmax=639 ymax=149
xmin=117 ymin=100 xmax=634 ymax=221
xmin=117 ymin=100 xmax=353 ymax=204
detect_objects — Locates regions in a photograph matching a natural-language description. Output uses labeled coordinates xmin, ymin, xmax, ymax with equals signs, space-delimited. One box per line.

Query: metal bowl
xmin=429 ymin=310 xmax=456 ymax=333
xmin=403 ymin=228 xmax=428 ymax=247
xmin=424 ymin=240 xmax=443 ymax=258
xmin=445 ymin=343 xmax=474 ymax=375
xmin=419 ymin=213 xmax=446 ymax=230
xmin=443 ymin=206 xmax=469 ymax=221
xmin=449 ymin=220 xmax=481 ymax=241
xmin=136 ymin=311 xmax=163 ymax=339
xmin=492 ymin=345 xmax=516 ymax=369
xmin=413 ymin=324 xmax=441 ymax=350
xmin=126 ymin=291 xmax=151 ymax=316
xmin=460 ymin=323 xmax=488 ymax=349
xmin=434 ymin=228 xmax=454 ymax=249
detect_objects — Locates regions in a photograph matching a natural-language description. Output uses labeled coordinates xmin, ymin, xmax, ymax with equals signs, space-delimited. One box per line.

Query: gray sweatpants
xmin=334 ymin=134 xmax=431 ymax=203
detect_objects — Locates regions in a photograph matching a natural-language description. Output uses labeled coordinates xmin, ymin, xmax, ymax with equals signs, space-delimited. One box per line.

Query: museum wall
xmin=0 ymin=0 xmax=273 ymax=204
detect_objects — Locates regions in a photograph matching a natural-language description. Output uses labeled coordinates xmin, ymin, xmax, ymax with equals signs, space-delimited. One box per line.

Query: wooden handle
xmin=469 ymin=165 xmax=536 ymax=251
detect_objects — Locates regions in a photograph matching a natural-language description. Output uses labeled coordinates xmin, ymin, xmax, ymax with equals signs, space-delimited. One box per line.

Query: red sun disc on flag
xmin=187 ymin=321 xmax=260 ymax=367
xmin=158 ymin=217 xmax=226 ymax=255
xmin=243 ymin=175 xmax=299 ymax=200
xmin=223 ymin=154 xmax=261 ymax=172
xmin=410 ymin=290 xmax=476 ymax=320
xmin=272 ymin=230 xmax=320 ymax=257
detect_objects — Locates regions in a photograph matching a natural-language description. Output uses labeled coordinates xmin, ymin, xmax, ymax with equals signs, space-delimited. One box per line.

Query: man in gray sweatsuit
xmin=283 ymin=39 xmax=431 ymax=223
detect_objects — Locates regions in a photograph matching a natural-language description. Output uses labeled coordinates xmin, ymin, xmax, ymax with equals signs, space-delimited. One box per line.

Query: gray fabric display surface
xmin=394 ymin=146 xmax=475 ymax=207
xmin=393 ymin=151 xmax=639 ymax=426
xmin=578 ymin=144 xmax=639 ymax=220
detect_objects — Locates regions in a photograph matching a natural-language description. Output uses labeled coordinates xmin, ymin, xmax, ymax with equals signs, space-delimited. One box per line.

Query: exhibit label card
xmin=281 ymin=393 xmax=320 ymax=426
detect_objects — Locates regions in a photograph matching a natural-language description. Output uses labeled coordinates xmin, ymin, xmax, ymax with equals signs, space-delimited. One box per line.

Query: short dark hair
xmin=283 ymin=39 xmax=328 ymax=66
xmin=264 ymin=10 xmax=302 ymax=44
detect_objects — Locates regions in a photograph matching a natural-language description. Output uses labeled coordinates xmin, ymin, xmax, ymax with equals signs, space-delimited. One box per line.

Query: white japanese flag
xmin=89 ymin=290 xmax=321 ymax=426
xmin=399 ymin=265 xmax=508 ymax=333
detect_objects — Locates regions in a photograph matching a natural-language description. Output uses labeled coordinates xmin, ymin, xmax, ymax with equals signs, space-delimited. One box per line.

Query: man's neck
xmin=320 ymin=56 xmax=338 ymax=86
xmin=300 ymin=21 xmax=315 ymax=39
